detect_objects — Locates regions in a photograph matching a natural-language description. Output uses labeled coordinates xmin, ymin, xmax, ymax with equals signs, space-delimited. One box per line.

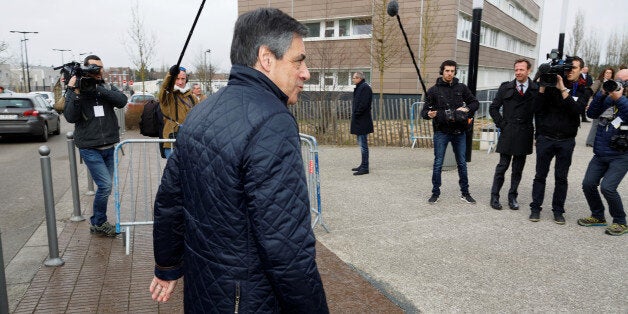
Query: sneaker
xmin=529 ymin=211 xmax=540 ymax=222
xmin=460 ymin=194 xmax=476 ymax=204
xmin=90 ymin=221 xmax=117 ymax=237
xmin=577 ymin=217 xmax=607 ymax=227
xmin=605 ymin=223 xmax=628 ymax=236
xmin=553 ymin=213 xmax=566 ymax=225
xmin=428 ymin=194 xmax=439 ymax=204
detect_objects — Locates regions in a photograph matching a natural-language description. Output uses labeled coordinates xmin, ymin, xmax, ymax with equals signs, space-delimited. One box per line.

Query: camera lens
xmin=602 ymin=80 xmax=621 ymax=93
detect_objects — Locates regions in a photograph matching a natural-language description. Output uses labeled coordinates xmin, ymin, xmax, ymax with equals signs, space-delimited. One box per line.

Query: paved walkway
xmin=5 ymin=123 xmax=628 ymax=312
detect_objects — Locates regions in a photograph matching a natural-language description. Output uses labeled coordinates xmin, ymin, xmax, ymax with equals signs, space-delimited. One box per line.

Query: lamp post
xmin=79 ymin=51 xmax=93 ymax=59
xmin=204 ymin=49 xmax=212 ymax=94
xmin=465 ymin=0 xmax=483 ymax=162
xmin=11 ymin=30 xmax=38 ymax=92
xmin=52 ymin=48 xmax=72 ymax=65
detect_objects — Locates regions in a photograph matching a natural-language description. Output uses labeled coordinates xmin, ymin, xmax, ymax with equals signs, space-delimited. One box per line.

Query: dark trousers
xmin=530 ymin=135 xmax=576 ymax=213
xmin=490 ymin=153 xmax=526 ymax=201
xmin=582 ymin=153 xmax=628 ymax=224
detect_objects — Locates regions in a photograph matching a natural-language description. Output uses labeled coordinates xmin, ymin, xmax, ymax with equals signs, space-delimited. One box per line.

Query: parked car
xmin=29 ymin=91 xmax=55 ymax=105
xmin=0 ymin=93 xmax=61 ymax=142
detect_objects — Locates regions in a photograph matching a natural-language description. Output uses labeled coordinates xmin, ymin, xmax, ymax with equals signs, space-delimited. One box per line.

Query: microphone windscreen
xmin=387 ymin=0 xmax=399 ymax=17
xmin=538 ymin=63 xmax=550 ymax=74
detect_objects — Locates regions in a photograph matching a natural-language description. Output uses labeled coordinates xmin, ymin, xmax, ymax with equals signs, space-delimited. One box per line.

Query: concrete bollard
xmin=0 ymin=229 xmax=9 ymax=314
xmin=39 ymin=146 xmax=65 ymax=267
xmin=66 ymin=132 xmax=85 ymax=222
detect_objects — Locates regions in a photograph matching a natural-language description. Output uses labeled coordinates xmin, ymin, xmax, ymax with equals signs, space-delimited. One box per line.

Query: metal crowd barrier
xmin=299 ymin=133 xmax=329 ymax=232
xmin=409 ymin=101 xmax=499 ymax=153
xmin=113 ymin=134 xmax=328 ymax=255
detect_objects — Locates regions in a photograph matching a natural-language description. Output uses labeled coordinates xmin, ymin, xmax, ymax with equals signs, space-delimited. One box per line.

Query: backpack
xmin=139 ymin=99 xmax=164 ymax=137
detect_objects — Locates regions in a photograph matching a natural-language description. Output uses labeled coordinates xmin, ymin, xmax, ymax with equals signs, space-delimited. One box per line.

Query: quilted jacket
xmin=153 ymin=64 xmax=329 ymax=313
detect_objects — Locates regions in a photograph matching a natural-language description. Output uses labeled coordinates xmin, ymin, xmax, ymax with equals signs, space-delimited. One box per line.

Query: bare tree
xmin=580 ymin=30 xmax=601 ymax=74
xmin=124 ymin=1 xmax=156 ymax=93
xmin=417 ymin=0 xmax=444 ymax=91
xmin=620 ymin=32 xmax=628 ymax=67
xmin=0 ymin=41 xmax=9 ymax=64
xmin=566 ymin=9 xmax=585 ymax=56
xmin=372 ymin=0 xmax=401 ymax=104
xmin=605 ymin=31 xmax=621 ymax=66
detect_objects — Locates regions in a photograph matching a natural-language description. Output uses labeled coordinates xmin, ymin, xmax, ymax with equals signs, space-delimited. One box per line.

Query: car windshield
xmin=0 ymin=99 xmax=33 ymax=108
xmin=131 ymin=95 xmax=154 ymax=102
xmin=38 ymin=94 xmax=50 ymax=99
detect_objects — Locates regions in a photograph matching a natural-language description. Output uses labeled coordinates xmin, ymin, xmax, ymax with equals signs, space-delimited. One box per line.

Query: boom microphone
xmin=388 ymin=0 xmax=427 ymax=95
xmin=387 ymin=0 xmax=399 ymax=17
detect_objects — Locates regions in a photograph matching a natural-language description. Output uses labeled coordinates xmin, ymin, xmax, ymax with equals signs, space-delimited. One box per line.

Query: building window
xmin=325 ymin=21 xmax=335 ymax=37
xmin=305 ymin=69 xmax=370 ymax=90
xmin=352 ymin=18 xmax=372 ymax=36
xmin=339 ymin=19 xmax=350 ymax=37
xmin=457 ymin=15 xmax=471 ymax=40
xmin=305 ymin=22 xmax=320 ymax=38
xmin=309 ymin=71 xmax=320 ymax=85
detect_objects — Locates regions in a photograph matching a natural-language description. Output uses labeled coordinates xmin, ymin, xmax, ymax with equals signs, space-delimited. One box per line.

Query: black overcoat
xmin=350 ymin=80 xmax=374 ymax=135
xmin=489 ymin=79 xmax=538 ymax=156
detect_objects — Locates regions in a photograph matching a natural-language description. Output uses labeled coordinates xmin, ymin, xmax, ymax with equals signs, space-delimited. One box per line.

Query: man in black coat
xmin=489 ymin=59 xmax=538 ymax=210
xmin=529 ymin=56 xmax=592 ymax=224
xmin=350 ymin=71 xmax=374 ymax=175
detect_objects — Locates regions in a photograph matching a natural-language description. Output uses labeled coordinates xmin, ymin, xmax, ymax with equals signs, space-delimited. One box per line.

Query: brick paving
xmin=12 ymin=218 xmax=401 ymax=313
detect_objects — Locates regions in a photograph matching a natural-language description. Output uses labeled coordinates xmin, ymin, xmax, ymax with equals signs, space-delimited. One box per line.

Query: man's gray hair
xmin=354 ymin=71 xmax=365 ymax=80
xmin=230 ymin=8 xmax=308 ymax=67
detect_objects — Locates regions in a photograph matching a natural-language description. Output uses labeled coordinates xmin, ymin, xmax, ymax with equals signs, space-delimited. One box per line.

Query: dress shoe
xmin=508 ymin=199 xmax=519 ymax=210
xmin=490 ymin=196 xmax=503 ymax=210
xmin=353 ymin=169 xmax=369 ymax=176
xmin=351 ymin=166 xmax=361 ymax=171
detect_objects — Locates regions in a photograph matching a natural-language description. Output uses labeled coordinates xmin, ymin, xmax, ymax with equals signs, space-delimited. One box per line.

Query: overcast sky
xmin=0 ymin=0 xmax=626 ymax=74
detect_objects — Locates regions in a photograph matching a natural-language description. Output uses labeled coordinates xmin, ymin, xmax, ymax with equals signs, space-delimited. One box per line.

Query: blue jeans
xmin=80 ymin=147 xmax=115 ymax=226
xmin=530 ymin=135 xmax=575 ymax=213
xmin=357 ymin=134 xmax=369 ymax=170
xmin=582 ymin=153 xmax=628 ymax=224
xmin=432 ymin=131 xmax=469 ymax=196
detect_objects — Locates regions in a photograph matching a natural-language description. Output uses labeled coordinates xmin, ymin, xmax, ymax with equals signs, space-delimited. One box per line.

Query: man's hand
xmin=456 ymin=107 xmax=469 ymax=113
xmin=555 ymin=74 xmax=566 ymax=91
xmin=609 ymin=87 xmax=624 ymax=101
xmin=149 ymin=276 xmax=177 ymax=303
xmin=169 ymin=65 xmax=180 ymax=77
xmin=427 ymin=110 xmax=437 ymax=119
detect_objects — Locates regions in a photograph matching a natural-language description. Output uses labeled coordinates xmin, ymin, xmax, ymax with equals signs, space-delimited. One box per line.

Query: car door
xmin=34 ymin=96 xmax=59 ymax=130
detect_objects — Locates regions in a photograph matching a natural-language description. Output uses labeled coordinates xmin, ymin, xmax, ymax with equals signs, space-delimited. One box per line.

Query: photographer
xmin=421 ymin=60 xmax=479 ymax=205
xmin=529 ymin=56 xmax=592 ymax=224
xmin=578 ymin=69 xmax=628 ymax=236
xmin=63 ymin=55 xmax=127 ymax=237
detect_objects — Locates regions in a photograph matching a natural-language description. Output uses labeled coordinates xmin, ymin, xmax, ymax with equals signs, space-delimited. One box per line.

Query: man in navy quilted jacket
xmin=149 ymin=7 xmax=329 ymax=313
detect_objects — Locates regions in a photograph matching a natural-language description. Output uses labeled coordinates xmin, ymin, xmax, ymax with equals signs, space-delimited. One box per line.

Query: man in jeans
xmin=64 ymin=55 xmax=127 ymax=236
xmin=578 ymin=68 xmax=628 ymax=236
xmin=350 ymin=71 xmax=373 ymax=175
xmin=421 ymin=60 xmax=479 ymax=204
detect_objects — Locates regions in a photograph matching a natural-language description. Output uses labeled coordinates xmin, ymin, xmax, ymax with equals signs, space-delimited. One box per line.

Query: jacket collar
xmin=436 ymin=77 xmax=459 ymax=87
xmin=228 ymin=64 xmax=289 ymax=105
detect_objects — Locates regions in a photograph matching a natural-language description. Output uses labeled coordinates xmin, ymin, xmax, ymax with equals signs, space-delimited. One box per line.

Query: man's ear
xmin=257 ymin=45 xmax=273 ymax=72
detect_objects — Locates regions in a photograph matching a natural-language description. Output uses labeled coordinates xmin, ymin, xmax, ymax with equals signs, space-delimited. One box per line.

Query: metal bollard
xmin=85 ymin=170 xmax=95 ymax=196
xmin=0 ymin=229 xmax=9 ymax=314
xmin=67 ymin=132 xmax=85 ymax=222
xmin=39 ymin=146 xmax=65 ymax=267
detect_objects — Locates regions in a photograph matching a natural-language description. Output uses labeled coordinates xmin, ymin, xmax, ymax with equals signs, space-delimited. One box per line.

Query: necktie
xmin=518 ymin=84 xmax=524 ymax=96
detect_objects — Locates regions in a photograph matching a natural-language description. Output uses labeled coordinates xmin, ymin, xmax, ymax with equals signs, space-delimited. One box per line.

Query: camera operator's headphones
xmin=439 ymin=60 xmax=458 ymax=75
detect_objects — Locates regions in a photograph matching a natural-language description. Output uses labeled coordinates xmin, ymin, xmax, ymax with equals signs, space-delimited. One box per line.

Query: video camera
xmin=53 ymin=61 xmax=103 ymax=92
xmin=602 ymin=79 xmax=628 ymax=93
xmin=537 ymin=49 xmax=574 ymax=87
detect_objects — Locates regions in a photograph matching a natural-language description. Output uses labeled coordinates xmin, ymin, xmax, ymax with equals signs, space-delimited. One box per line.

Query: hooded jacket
xmin=153 ymin=64 xmax=328 ymax=313
xmin=158 ymin=73 xmax=198 ymax=148
xmin=63 ymin=83 xmax=127 ymax=148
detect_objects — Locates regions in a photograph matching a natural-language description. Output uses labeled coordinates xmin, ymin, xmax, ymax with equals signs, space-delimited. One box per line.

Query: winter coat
xmin=158 ymin=73 xmax=198 ymax=148
xmin=421 ymin=77 xmax=479 ymax=134
xmin=534 ymin=79 xmax=592 ymax=139
xmin=153 ymin=64 xmax=329 ymax=313
xmin=489 ymin=79 xmax=538 ymax=156
xmin=63 ymin=84 xmax=127 ymax=149
xmin=350 ymin=79 xmax=374 ymax=135
xmin=587 ymin=92 xmax=628 ymax=157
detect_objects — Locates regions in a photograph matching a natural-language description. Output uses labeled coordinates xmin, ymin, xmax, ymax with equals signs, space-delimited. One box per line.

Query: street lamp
xmin=79 ymin=51 xmax=93 ymax=59
xmin=11 ymin=30 xmax=38 ymax=92
xmin=52 ymin=48 xmax=72 ymax=65
xmin=205 ymin=49 xmax=212 ymax=94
